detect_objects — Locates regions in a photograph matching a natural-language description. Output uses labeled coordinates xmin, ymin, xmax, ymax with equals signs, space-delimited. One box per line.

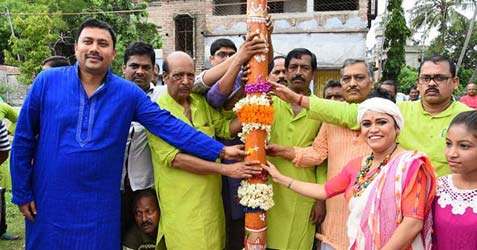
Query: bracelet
xmin=297 ymin=95 xmax=303 ymax=106
xmin=287 ymin=178 xmax=294 ymax=189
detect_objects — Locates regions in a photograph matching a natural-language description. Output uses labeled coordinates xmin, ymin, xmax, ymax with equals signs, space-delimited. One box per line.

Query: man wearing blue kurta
xmin=10 ymin=19 xmax=245 ymax=250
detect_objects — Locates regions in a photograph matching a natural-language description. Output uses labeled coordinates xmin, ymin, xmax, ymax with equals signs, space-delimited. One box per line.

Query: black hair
xmin=76 ymin=19 xmax=117 ymax=49
xmin=368 ymin=87 xmax=396 ymax=103
xmin=418 ymin=55 xmax=456 ymax=77
xmin=42 ymin=56 xmax=70 ymax=68
xmin=210 ymin=38 xmax=237 ymax=56
xmin=449 ymin=110 xmax=477 ymax=137
xmin=268 ymin=55 xmax=286 ymax=74
xmin=407 ymin=85 xmax=418 ymax=94
xmin=162 ymin=60 xmax=169 ymax=74
xmin=123 ymin=41 xmax=155 ymax=66
xmin=380 ymin=80 xmax=398 ymax=95
xmin=340 ymin=58 xmax=375 ymax=82
xmin=285 ymin=48 xmax=317 ymax=71
xmin=132 ymin=188 xmax=158 ymax=212
xmin=322 ymin=79 xmax=341 ymax=97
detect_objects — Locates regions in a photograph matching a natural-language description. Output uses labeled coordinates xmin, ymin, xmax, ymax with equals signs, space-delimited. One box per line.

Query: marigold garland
xmin=237 ymin=105 xmax=274 ymax=125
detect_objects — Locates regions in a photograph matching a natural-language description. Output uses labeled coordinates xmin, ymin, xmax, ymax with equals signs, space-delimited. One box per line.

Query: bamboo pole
xmin=242 ymin=1 xmax=270 ymax=249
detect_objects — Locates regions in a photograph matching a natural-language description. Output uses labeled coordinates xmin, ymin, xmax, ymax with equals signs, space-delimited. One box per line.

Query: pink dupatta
xmin=351 ymin=151 xmax=436 ymax=250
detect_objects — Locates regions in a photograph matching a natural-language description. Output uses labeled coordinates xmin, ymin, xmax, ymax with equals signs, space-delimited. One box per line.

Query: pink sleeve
xmin=293 ymin=123 xmax=328 ymax=167
xmin=325 ymin=157 xmax=361 ymax=199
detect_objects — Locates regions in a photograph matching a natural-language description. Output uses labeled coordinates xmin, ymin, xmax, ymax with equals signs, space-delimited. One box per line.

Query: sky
xmin=367 ymin=0 xmax=476 ymax=49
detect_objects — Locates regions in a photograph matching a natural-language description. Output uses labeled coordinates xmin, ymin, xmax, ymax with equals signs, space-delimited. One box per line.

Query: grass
xmin=0 ymin=191 xmax=25 ymax=250
xmin=0 ymin=159 xmax=25 ymax=250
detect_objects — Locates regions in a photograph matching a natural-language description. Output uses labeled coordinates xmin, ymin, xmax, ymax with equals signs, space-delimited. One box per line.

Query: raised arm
xmin=206 ymin=34 xmax=268 ymax=109
xmin=273 ymin=82 xmax=360 ymax=129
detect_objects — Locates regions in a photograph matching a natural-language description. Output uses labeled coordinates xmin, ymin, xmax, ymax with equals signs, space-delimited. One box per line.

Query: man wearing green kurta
xmin=274 ymin=55 xmax=470 ymax=177
xmin=0 ymin=102 xmax=17 ymax=134
xmin=266 ymin=49 xmax=323 ymax=250
xmin=146 ymin=52 xmax=261 ymax=250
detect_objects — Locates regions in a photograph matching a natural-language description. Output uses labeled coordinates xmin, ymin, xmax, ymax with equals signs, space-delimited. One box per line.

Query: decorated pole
xmin=234 ymin=1 xmax=274 ymax=249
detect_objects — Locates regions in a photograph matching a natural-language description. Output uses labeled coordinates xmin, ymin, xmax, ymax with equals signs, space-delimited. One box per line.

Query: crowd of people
xmin=0 ymin=17 xmax=475 ymax=250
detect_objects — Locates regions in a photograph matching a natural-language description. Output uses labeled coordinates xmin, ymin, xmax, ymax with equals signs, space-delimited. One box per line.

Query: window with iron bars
xmin=314 ymin=0 xmax=359 ymax=11
xmin=175 ymin=15 xmax=194 ymax=57
xmin=213 ymin=0 xmax=300 ymax=16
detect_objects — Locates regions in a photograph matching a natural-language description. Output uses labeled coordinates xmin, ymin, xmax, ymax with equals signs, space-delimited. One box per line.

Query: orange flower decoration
xmin=237 ymin=105 xmax=274 ymax=125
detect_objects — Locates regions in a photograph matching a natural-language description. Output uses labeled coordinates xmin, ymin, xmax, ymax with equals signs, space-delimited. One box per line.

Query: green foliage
xmin=382 ymin=0 xmax=411 ymax=81
xmin=397 ymin=66 xmax=418 ymax=93
xmin=409 ymin=0 xmax=468 ymax=55
xmin=457 ymin=67 xmax=473 ymax=96
xmin=4 ymin=9 xmax=66 ymax=84
xmin=0 ymin=0 xmax=161 ymax=84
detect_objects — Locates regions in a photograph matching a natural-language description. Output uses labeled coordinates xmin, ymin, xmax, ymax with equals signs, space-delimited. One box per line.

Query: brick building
xmin=146 ymin=0 xmax=377 ymax=95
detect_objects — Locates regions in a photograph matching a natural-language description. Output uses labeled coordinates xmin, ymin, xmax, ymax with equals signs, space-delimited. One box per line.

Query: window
xmin=314 ymin=0 xmax=359 ymax=11
xmin=213 ymin=0 xmax=289 ymax=16
xmin=175 ymin=15 xmax=194 ymax=56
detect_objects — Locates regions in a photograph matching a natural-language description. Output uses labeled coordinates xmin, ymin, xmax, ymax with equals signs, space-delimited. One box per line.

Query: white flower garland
xmin=233 ymin=93 xmax=271 ymax=112
xmin=237 ymin=180 xmax=275 ymax=211
xmin=238 ymin=123 xmax=271 ymax=142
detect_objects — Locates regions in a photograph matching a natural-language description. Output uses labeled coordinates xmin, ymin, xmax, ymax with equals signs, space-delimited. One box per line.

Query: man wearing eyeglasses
xmin=272 ymin=55 xmax=470 ymax=177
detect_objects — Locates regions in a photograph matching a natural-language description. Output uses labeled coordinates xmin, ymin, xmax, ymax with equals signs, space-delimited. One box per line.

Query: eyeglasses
xmin=214 ymin=51 xmax=235 ymax=58
xmin=417 ymin=75 xmax=452 ymax=85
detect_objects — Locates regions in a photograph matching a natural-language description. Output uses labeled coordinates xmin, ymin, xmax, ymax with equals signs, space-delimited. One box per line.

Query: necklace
xmin=353 ymin=144 xmax=398 ymax=197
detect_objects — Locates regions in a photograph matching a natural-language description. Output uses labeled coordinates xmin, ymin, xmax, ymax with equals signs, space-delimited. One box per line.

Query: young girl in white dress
xmin=432 ymin=110 xmax=477 ymax=249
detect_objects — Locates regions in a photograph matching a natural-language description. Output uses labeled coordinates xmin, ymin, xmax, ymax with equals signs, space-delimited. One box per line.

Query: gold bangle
xmin=287 ymin=178 xmax=294 ymax=189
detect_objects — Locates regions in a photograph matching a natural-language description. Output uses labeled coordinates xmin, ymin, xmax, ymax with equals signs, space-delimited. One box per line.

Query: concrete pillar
xmin=306 ymin=0 xmax=314 ymax=12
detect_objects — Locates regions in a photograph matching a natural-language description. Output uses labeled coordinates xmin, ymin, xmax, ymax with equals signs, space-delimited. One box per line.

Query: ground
xmin=0 ymin=191 xmax=25 ymax=250
xmin=0 ymin=161 xmax=25 ymax=250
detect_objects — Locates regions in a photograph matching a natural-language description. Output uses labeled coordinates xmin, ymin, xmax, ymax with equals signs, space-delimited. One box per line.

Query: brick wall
xmin=147 ymin=0 xmax=213 ymax=72
xmin=147 ymin=0 xmax=370 ymax=70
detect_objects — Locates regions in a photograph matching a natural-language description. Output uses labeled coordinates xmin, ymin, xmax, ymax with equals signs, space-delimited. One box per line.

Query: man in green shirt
xmin=273 ymin=55 xmax=471 ymax=176
xmin=146 ymin=51 xmax=261 ymax=250
xmin=266 ymin=48 xmax=323 ymax=250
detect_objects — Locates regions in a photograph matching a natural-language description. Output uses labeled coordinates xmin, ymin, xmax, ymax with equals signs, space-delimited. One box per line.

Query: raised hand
xmin=271 ymin=82 xmax=300 ymax=104
xmin=236 ymin=33 xmax=269 ymax=65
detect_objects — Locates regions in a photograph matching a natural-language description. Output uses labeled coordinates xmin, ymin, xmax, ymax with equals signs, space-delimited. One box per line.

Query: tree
xmin=409 ymin=0 xmax=471 ymax=54
xmin=65 ymin=0 xmax=162 ymax=74
xmin=2 ymin=2 xmax=66 ymax=84
xmin=397 ymin=65 xmax=418 ymax=93
xmin=0 ymin=0 xmax=161 ymax=84
xmin=382 ymin=0 xmax=411 ymax=81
